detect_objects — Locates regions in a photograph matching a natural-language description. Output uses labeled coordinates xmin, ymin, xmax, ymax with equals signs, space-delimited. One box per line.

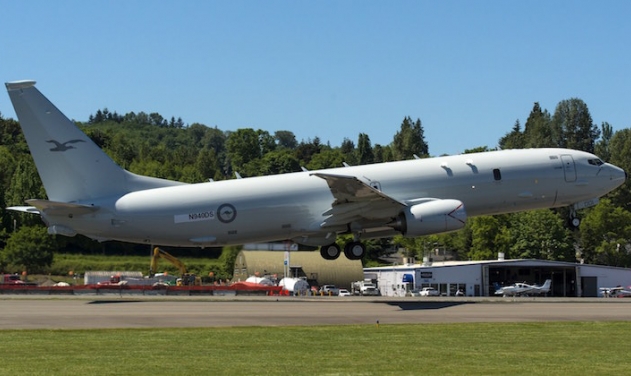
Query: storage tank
xmin=245 ymin=276 xmax=274 ymax=286
xmin=278 ymin=278 xmax=310 ymax=294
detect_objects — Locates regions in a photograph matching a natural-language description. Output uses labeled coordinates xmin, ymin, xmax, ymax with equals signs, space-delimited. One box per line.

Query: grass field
xmin=1 ymin=321 xmax=629 ymax=375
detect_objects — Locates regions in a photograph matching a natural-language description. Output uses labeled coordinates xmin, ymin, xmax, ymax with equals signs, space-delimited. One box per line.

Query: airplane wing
xmin=311 ymin=172 xmax=405 ymax=228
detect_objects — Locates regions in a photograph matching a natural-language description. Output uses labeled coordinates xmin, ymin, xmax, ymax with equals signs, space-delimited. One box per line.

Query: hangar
xmin=364 ymin=257 xmax=631 ymax=297
xmin=233 ymin=250 xmax=363 ymax=289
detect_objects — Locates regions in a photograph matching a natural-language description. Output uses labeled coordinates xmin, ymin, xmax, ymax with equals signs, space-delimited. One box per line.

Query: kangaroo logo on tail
xmin=46 ymin=139 xmax=85 ymax=152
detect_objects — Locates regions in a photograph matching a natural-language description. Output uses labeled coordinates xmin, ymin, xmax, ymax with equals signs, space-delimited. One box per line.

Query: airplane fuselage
xmin=50 ymin=148 xmax=624 ymax=247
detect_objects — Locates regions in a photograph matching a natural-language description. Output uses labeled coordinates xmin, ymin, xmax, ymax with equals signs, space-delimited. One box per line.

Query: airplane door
xmin=561 ymin=155 xmax=576 ymax=182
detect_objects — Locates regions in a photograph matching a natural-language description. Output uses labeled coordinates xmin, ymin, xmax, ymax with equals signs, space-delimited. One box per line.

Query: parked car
xmin=419 ymin=287 xmax=440 ymax=297
xmin=319 ymin=285 xmax=340 ymax=295
xmin=338 ymin=289 xmax=351 ymax=297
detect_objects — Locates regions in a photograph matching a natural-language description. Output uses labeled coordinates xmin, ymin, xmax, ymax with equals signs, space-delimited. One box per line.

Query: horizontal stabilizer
xmin=23 ymin=199 xmax=99 ymax=215
xmin=6 ymin=206 xmax=40 ymax=214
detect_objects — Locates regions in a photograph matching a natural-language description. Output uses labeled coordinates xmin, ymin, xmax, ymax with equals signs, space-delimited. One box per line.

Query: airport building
xmin=364 ymin=256 xmax=631 ymax=297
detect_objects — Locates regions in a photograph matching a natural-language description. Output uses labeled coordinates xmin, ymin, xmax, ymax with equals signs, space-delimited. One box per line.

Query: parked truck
xmin=351 ymin=279 xmax=379 ymax=296
xmin=1 ymin=274 xmax=25 ymax=285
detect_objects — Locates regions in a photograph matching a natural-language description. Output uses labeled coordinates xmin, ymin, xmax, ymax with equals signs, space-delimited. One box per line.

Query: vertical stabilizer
xmin=5 ymin=81 xmax=183 ymax=202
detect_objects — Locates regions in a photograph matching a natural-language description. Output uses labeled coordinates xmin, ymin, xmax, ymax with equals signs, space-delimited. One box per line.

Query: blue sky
xmin=2 ymin=1 xmax=630 ymax=156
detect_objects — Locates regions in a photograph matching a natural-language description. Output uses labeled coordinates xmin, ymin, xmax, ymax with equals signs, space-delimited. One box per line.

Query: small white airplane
xmin=494 ymin=282 xmax=532 ymax=297
xmin=494 ymin=279 xmax=551 ymax=297
xmin=4 ymin=81 xmax=627 ymax=260
xmin=529 ymin=279 xmax=552 ymax=295
xmin=599 ymin=286 xmax=631 ymax=298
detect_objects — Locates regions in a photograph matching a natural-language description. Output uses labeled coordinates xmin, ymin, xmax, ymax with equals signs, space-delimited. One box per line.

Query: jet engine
xmin=391 ymin=199 xmax=467 ymax=237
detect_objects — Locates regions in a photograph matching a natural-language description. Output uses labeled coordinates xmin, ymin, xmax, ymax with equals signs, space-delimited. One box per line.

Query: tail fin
xmin=493 ymin=282 xmax=502 ymax=292
xmin=541 ymin=279 xmax=551 ymax=289
xmin=5 ymin=81 xmax=183 ymax=203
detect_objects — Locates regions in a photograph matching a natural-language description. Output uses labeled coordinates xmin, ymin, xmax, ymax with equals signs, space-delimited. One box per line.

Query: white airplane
xmin=599 ymin=286 xmax=631 ymax=298
xmin=494 ymin=282 xmax=532 ymax=297
xmin=4 ymin=80 xmax=627 ymax=260
xmin=494 ymin=279 xmax=551 ymax=297
xmin=529 ymin=279 xmax=552 ymax=295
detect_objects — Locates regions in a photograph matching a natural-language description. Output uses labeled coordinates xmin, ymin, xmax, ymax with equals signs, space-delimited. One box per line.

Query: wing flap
xmin=312 ymin=172 xmax=405 ymax=229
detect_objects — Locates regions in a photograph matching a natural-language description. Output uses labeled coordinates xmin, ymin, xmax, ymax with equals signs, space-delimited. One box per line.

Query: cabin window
xmin=493 ymin=168 xmax=502 ymax=181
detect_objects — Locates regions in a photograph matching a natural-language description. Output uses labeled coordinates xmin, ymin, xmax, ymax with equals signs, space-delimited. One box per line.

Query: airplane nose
xmin=618 ymin=169 xmax=626 ymax=184
xmin=605 ymin=164 xmax=626 ymax=186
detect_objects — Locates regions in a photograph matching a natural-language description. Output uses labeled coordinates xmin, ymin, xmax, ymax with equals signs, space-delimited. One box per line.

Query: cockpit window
xmin=588 ymin=159 xmax=604 ymax=166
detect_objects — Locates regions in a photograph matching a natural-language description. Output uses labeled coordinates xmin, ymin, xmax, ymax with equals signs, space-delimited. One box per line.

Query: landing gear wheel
xmin=320 ymin=244 xmax=341 ymax=260
xmin=571 ymin=217 xmax=581 ymax=228
xmin=344 ymin=241 xmax=365 ymax=260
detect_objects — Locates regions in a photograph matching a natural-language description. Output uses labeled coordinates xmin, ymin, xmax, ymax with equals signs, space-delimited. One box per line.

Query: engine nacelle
xmin=392 ymin=199 xmax=467 ymax=237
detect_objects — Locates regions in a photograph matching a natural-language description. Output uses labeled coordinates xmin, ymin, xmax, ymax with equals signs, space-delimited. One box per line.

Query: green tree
xmin=259 ymin=149 xmax=301 ymax=175
xmin=306 ymin=149 xmax=344 ymax=170
xmin=226 ymin=128 xmax=259 ymax=169
xmin=357 ymin=133 xmax=374 ymax=165
xmin=579 ymin=199 xmax=631 ymax=266
xmin=467 ymin=216 xmax=509 ymax=260
xmin=196 ymin=147 xmax=221 ymax=181
xmin=392 ymin=117 xmax=428 ymax=160
xmin=551 ymin=98 xmax=600 ymax=153
xmin=6 ymin=159 xmax=45 ymax=209
xmin=188 ymin=123 xmax=210 ymax=147
xmin=0 ymin=116 xmax=28 ymax=152
xmin=523 ymin=102 xmax=554 ymax=148
xmin=510 ymin=210 xmax=574 ymax=261
xmin=200 ymin=126 xmax=227 ymax=155
xmin=218 ymin=245 xmax=242 ymax=280
xmin=463 ymin=146 xmax=491 ymax=154
xmin=373 ymin=144 xmax=394 ymax=163
xmin=607 ymin=128 xmax=631 ymax=210
xmin=295 ymin=137 xmax=322 ymax=166
xmin=499 ymin=120 xmax=525 ymax=149
xmin=595 ymin=122 xmax=613 ymax=161
xmin=108 ymin=132 xmax=137 ymax=169
xmin=274 ymin=130 xmax=298 ymax=149
xmin=2 ymin=225 xmax=55 ymax=273
xmin=340 ymin=138 xmax=357 ymax=165
xmin=391 ymin=235 xmax=424 ymax=259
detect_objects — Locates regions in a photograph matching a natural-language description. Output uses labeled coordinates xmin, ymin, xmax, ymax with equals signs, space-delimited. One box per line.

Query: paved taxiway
xmin=1 ymin=296 xmax=630 ymax=329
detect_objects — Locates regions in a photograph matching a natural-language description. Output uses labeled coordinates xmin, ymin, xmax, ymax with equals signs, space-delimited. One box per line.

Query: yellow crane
xmin=150 ymin=247 xmax=201 ymax=286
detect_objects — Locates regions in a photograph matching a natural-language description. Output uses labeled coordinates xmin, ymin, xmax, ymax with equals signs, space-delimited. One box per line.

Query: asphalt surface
xmin=1 ymin=296 xmax=630 ymax=329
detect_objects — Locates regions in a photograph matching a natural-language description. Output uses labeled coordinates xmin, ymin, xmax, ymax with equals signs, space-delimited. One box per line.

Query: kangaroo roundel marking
xmin=217 ymin=203 xmax=237 ymax=223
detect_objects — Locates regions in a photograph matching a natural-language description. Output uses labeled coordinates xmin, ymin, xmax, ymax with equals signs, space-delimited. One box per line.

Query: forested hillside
xmin=0 ymin=96 xmax=630 ymax=274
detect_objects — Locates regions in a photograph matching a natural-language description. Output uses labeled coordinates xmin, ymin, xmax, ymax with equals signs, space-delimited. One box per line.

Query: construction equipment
xmin=150 ymin=247 xmax=201 ymax=286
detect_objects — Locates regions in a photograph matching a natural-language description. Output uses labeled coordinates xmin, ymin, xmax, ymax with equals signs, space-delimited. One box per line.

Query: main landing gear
xmin=320 ymin=241 xmax=366 ymax=261
xmin=569 ymin=207 xmax=581 ymax=229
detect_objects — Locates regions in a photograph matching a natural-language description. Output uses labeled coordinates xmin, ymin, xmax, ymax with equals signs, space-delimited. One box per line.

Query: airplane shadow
xmin=87 ymin=300 xmax=143 ymax=304
xmin=384 ymin=301 xmax=472 ymax=310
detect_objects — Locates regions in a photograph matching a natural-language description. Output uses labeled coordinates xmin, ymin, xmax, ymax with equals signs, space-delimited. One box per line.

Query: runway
xmin=1 ymin=296 xmax=630 ymax=330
